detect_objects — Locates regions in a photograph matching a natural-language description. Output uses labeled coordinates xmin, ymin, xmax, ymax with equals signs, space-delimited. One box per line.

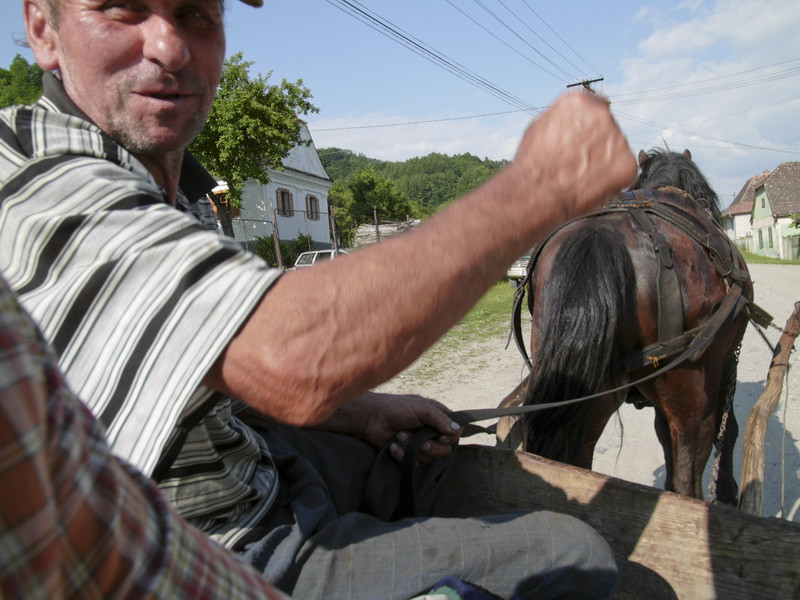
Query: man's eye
xmin=101 ymin=1 xmax=146 ymax=19
xmin=178 ymin=8 xmax=223 ymax=29
xmin=102 ymin=1 xmax=140 ymax=11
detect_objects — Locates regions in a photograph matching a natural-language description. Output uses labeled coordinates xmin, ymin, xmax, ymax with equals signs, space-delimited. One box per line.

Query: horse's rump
xmin=521 ymin=187 xmax=751 ymax=476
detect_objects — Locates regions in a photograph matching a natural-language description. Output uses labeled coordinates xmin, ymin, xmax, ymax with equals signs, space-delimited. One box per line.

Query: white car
xmin=293 ymin=249 xmax=348 ymax=269
xmin=506 ymin=250 xmax=532 ymax=287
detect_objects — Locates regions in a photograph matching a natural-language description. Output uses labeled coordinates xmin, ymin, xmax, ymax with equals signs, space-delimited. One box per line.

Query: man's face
xmin=38 ymin=0 xmax=225 ymax=156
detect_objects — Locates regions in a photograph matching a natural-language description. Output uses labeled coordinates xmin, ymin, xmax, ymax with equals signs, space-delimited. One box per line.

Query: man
xmin=0 ymin=275 xmax=288 ymax=599
xmin=0 ymin=0 xmax=636 ymax=597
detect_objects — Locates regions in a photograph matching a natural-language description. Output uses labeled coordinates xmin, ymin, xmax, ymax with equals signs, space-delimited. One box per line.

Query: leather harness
xmin=511 ymin=187 xmax=757 ymax=375
xmin=398 ymin=188 xmax=771 ymax=517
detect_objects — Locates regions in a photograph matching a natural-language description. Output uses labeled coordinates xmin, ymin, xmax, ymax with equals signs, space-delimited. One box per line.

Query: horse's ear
xmin=638 ymin=150 xmax=649 ymax=166
xmin=682 ymin=149 xmax=692 ymax=159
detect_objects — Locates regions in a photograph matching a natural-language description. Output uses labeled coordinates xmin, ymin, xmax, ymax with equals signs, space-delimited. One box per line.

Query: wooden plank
xmin=740 ymin=301 xmax=800 ymax=515
xmin=432 ymin=445 xmax=800 ymax=600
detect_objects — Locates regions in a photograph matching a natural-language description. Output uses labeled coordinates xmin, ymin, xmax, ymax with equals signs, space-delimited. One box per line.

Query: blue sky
xmin=3 ymin=0 xmax=800 ymax=206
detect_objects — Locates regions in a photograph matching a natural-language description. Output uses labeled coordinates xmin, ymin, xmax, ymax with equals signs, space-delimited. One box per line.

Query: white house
xmin=234 ymin=121 xmax=334 ymax=250
xmin=720 ymin=170 xmax=769 ymax=246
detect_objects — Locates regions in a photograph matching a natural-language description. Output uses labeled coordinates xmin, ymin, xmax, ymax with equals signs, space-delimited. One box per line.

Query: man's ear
xmin=24 ymin=0 xmax=60 ymax=71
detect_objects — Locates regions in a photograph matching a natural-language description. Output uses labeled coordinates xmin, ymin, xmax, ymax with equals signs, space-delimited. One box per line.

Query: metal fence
xmin=233 ymin=209 xmax=337 ymax=251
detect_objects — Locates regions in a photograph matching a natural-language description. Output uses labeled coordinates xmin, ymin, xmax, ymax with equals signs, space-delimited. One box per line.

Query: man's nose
xmin=142 ymin=15 xmax=191 ymax=72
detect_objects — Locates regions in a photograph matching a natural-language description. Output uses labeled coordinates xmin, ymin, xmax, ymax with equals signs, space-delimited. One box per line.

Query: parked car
xmin=506 ymin=250 xmax=533 ymax=287
xmin=292 ymin=249 xmax=348 ymax=269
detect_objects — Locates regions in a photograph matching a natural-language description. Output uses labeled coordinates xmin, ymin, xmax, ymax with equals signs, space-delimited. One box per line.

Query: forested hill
xmin=318 ymin=147 xmax=509 ymax=214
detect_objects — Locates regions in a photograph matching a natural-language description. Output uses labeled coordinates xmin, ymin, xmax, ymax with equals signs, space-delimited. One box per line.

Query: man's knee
xmin=512 ymin=510 xmax=618 ymax=599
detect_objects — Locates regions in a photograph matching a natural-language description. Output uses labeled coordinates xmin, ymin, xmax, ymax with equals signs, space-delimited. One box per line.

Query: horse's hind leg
xmin=710 ymin=355 xmax=740 ymax=505
xmin=649 ymin=369 xmax=719 ymax=500
xmin=653 ymin=407 xmax=674 ymax=491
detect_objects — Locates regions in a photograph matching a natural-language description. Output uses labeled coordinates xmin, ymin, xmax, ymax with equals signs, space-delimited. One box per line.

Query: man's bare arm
xmin=204 ymin=92 xmax=637 ymax=426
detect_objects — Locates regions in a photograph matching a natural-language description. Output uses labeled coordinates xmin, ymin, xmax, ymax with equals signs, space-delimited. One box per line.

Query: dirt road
xmin=376 ymin=263 xmax=800 ymax=521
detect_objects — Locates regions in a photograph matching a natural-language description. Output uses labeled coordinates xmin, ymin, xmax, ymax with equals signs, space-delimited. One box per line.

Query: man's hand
xmin=204 ymin=91 xmax=636 ymax=430
xmin=509 ymin=91 xmax=637 ymax=223
xmin=316 ymin=391 xmax=463 ymax=464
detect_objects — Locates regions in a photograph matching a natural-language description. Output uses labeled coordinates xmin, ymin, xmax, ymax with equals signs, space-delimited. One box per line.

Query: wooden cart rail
xmin=432 ymin=445 xmax=800 ymax=600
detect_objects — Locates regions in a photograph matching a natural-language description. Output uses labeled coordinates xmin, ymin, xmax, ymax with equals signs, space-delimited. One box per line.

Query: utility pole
xmin=567 ymin=77 xmax=604 ymax=92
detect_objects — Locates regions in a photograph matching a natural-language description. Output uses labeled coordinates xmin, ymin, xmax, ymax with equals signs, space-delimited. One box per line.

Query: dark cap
xmin=238 ymin=0 xmax=263 ymax=5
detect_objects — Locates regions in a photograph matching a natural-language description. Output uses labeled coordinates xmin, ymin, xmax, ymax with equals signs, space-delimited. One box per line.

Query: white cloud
xmin=308 ymin=112 xmax=530 ymax=162
xmin=610 ymin=0 xmax=800 ymax=205
xmin=302 ymin=0 xmax=800 ymax=207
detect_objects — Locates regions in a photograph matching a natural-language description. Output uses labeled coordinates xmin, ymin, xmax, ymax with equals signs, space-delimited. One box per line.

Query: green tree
xmin=0 ymin=54 xmax=44 ymax=107
xmin=348 ymin=167 xmax=418 ymax=224
xmin=328 ymin=179 xmax=357 ymax=248
xmin=454 ymin=163 xmax=495 ymax=199
xmin=319 ymin=148 xmax=507 ymax=214
xmin=190 ymin=52 xmax=317 ymax=236
xmin=253 ymin=233 xmax=314 ymax=268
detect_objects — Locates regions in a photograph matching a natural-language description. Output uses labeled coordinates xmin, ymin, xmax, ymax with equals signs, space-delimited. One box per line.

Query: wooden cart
xmin=430 ymin=303 xmax=800 ymax=599
xmin=433 ymin=445 xmax=799 ymax=599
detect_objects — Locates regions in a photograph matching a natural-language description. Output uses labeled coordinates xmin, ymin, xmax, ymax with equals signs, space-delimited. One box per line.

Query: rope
xmin=780 ymin=363 xmax=790 ymax=518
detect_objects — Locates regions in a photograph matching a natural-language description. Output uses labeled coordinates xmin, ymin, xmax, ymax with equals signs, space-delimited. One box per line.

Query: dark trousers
xmin=240 ymin=423 xmax=618 ymax=600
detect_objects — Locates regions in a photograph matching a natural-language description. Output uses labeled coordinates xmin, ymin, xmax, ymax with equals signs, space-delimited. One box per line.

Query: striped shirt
xmin=0 ymin=275 xmax=288 ymax=599
xmin=0 ymin=73 xmax=282 ymax=549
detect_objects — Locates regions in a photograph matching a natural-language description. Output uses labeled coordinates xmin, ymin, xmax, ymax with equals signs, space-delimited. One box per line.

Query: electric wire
xmin=312 ymin=108 xmax=530 ymax=132
xmin=616 ymin=110 xmax=800 ymax=155
xmin=518 ymin=0 xmax=599 ymax=76
xmin=443 ymin=0 xmax=568 ymax=83
xmin=469 ymin=0 xmax=576 ymax=81
xmin=324 ymin=0 xmax=542 ymax=115
xmin=490 ymin=0 xmax=595 ymax=80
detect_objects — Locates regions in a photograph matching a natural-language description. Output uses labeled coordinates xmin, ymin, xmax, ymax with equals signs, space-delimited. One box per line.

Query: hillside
xmin=318 ymin=147 xmax=508 ymax=213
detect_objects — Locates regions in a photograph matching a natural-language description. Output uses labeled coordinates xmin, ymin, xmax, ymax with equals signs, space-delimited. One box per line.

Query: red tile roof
xmin=721 ymin=170 xmax=770 ymax=217
xmin=761 ymin=161 xmax=800 ymax=217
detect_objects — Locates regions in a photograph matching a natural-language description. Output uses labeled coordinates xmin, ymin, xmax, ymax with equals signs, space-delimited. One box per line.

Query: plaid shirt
xmin=0 ymin=277 xmax=288 ymax=599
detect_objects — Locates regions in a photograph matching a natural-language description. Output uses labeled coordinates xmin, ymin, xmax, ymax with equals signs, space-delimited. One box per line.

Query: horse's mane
xmin=632 ymin=148 xmax=721 ymax=223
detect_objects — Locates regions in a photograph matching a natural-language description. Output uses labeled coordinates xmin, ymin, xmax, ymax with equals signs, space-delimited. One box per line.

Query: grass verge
xmin=398 ymin=281 xmax=518 ymax=384
xmin=741 ymin=251 xmax=800 ymax=265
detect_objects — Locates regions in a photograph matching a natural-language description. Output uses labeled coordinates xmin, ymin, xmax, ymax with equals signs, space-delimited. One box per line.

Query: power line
xmin=610 ymin=59 xmax=800 ymax=106
xmin=310 ymin=108 xmax=531 ymax=132
xmin=615 ymin=109 xmax=800 ymax=156
xmin=612 ymin=57 xmax=800 ymax=98
xmin=491 ymin=0 xmax=596 ymax=80
xmin=469 ymin=0 xmax=576 ymax=81
xmin=311 ymin=87 xmax=799 ymax=139
xmin=518 ymin=0 xmax=599 ymax=76
xmin=324 ymin=0 xmax=542 ymax=115
xmin=443 ymin=0 xmax=567 ymax=83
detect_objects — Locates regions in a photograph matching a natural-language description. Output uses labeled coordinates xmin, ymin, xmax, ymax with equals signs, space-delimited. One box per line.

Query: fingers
xmin=428 ymin=407 xmax=463 ymax=439
xmin=513 ymin=91 xmax=636 ymax=221
xmin=389 ymin=430 xmax=458 ymax=464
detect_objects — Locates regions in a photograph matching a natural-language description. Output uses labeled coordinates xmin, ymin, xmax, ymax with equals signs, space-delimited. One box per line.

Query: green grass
xmin=447 ymin=280 xmax=517 ymax=342
xmin=740 ymin=251 xmax=800 ymax=265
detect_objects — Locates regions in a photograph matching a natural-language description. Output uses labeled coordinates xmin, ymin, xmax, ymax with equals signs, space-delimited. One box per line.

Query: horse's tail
xmin=524 ymin=223 xmax=637 ymax=463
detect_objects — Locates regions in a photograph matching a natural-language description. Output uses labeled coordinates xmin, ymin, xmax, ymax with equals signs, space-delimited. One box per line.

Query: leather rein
xmin=400 ymin=189 xmax=770 ymax=511
xmin=398 ymin=188 xmax=773 ymax=516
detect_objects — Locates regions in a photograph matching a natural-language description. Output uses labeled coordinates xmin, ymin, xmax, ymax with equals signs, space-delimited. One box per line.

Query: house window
xmin=761 ymin=197 xmax=765 ymax=209
xmin=758 ymin=229 xmax=763 ymax=249
xmin=768 ymin=227 xmax=773 ymax=248
xmin=276 ymin=188 xmax=294 ymax=217
xmin=306 ymin=194 xmax=320 ymax=220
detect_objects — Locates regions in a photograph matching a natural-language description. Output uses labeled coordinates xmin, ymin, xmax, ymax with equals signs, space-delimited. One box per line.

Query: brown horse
xmin=498 ymin=149 xmax=753 ymax=505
